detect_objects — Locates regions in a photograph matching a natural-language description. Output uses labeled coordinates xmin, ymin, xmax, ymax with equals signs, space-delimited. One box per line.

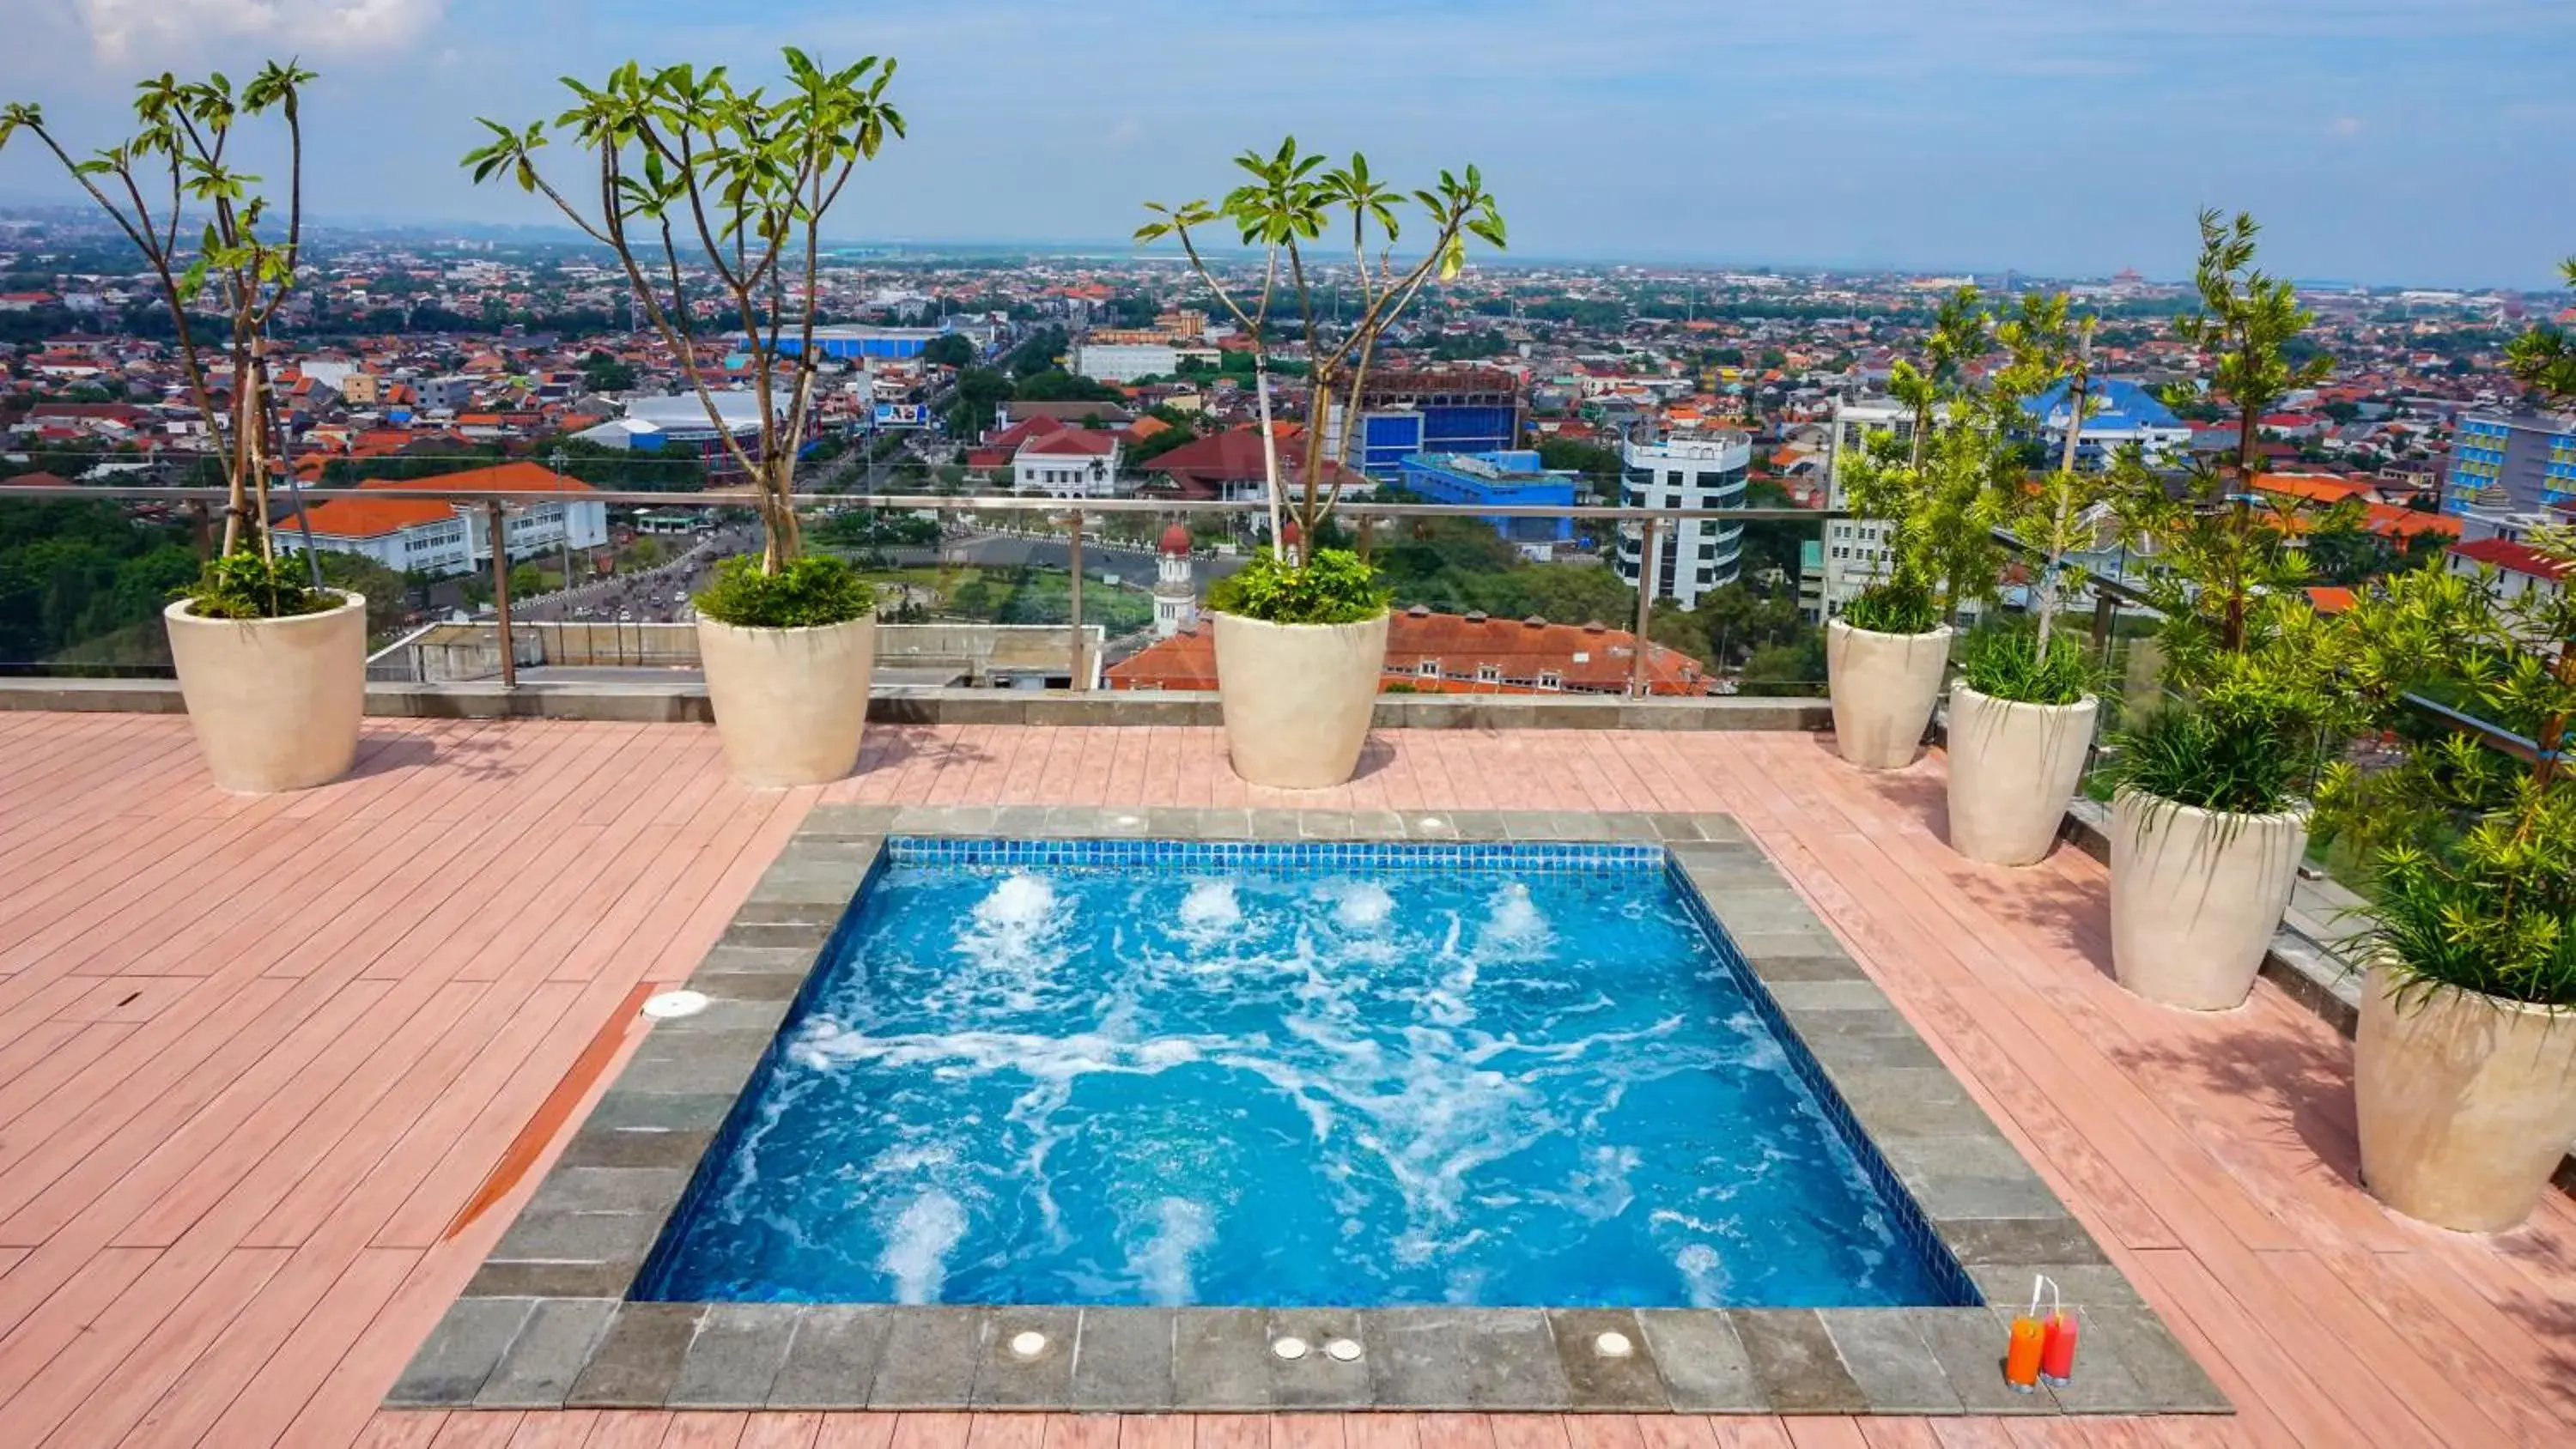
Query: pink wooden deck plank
xmin=0 ymin=718 xmax=2567 ymax=1446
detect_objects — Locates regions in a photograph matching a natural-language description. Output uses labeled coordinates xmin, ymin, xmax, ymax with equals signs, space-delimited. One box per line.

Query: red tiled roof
xmin=300 ymin=461 xmax=592 ymax=539
xmin=1018 ymin=429 xmax=1117 ymax=458
xmin=2448 ymin=536 xmax=2574 ymax=580
xmin=1105 ymin=609 xmax=1708 ymax=695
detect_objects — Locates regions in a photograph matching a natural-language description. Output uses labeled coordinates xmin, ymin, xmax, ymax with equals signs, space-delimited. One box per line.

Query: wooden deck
xmin=0 ymin=712 xmax=2569 ymax=1449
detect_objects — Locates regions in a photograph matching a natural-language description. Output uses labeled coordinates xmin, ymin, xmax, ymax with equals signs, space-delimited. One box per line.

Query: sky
xmin=0 ymin=0 xmax=2571 ymax=288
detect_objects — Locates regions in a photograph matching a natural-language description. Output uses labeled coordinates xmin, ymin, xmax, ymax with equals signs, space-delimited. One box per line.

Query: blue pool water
xmin=638 ymin=840 xmax=1965 ymax=1308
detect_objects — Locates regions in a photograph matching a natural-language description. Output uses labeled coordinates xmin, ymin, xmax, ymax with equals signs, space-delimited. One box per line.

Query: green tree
xmin=2133 ymin=209 xmax=2335 ymax=658
xmin=1139 ymin=137 xmax=1505 ymax=560
xmin=921 ymin=332 xmax=975 ymax=369
xmin=1013 ymin=368 xmax=1124 ymax=403
xmin=6 ymin=61 xmax=325 ymax=611
xmin=947 ymin=365 xmax=1011 ymax=437
xmin=580 ymin=350 xmax=637 ymax=392
xmin=465 ymin=48 xmax=905 ymax=576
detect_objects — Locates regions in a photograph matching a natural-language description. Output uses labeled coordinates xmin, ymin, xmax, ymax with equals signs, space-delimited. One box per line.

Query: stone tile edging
xmin=390 ymin=805 xmax=2226 ymax=1418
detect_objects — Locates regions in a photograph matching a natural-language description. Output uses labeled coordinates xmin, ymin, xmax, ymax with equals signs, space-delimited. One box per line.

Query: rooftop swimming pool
xmin=638 ymin=839 xmax=1971 ymax=1310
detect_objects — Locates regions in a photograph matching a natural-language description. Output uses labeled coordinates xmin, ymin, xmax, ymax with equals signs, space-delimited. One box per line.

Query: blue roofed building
xmin=1395 ymin=449 xmax=1579 ymax=559
xmin=2022 ymin=378 xmax=2191 ymax=469
xmin=751 ymin=324 xmax=953 ymax=361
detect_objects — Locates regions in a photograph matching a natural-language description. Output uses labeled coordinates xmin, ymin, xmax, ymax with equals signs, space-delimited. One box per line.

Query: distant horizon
xmin=0 ymin=202 xmax=2557 ymax=300
xmin=2 ymin=3 xmax=2571 ymax=294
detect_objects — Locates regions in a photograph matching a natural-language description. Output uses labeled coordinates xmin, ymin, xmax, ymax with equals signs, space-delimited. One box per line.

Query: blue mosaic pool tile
xmin=884 ymin=836 xmax=1664 ymax=877
xmin=1662 ymin=859 xmax=1984 ymax=1309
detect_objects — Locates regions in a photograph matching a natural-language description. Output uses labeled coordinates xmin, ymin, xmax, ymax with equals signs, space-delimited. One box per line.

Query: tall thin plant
xmin=3 ymin=64 xmax=324 ymax=614
xmin=1993 ymin=292 xmax=2112 ymax=654
xmin=463 ymin=50 xmax=903 ymax=582
xmin=1137 ymin=138 xmax=1504 ymax=561
xmin=2146 ymin=209 xmax=2336 ymax=656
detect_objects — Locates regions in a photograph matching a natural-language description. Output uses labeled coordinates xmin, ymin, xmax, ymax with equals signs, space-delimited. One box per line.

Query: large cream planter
xmin=696 ymin=614 xmax=876 ymax=788
xmin=2109 ymin=789 xmax=2306 ymax=1010
xmin=1944 ymin=686 xmax=2099 ymax=866
xmin=2355 ymin=964 xmax=2576 ymax=1233
xmin=163 ymin=592 xmax=366 ymax=794
xmin=1212 ymin=610 xmax=1390 ymax=789
xmin=1826 ymin=620 xmax=1951 ymax=769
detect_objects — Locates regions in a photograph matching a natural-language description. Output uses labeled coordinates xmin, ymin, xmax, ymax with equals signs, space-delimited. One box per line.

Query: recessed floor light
xmin=1271 ymin=1336 xmax=1309 ymax=1361
xmin=1325 ymin=1337 xmax=1363 ymax=1362
xmin=1009 ymin=1331 xmax=1048 ymax=1358
xmin=641 ymin=990 xmax=708 ymax=1020
xmin=1594 ymin=1331 xmax=1634 ymax=1358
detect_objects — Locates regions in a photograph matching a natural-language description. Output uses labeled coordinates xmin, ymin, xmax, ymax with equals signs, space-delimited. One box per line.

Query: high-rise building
xmin=1332 ymin=368 xmax=1524 ymax=479
xmin=1617 ymin=431 xmax=1749 ymax=610
xmin=1804 ymin=397 xmax=1912 ymax=621
xmin=2444 ymin=412 xmax=2576 ymax=518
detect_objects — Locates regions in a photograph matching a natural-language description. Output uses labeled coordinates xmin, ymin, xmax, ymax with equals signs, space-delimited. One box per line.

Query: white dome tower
xmin=1152 ymin=522 xmax=1199 ymax=639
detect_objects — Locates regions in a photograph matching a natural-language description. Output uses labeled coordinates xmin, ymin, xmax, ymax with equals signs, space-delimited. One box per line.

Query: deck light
xmin=1271 ymin=1336 xmax=1309 ymax=1361
xmin=641 ymin=990 xmax=708 ymax=1019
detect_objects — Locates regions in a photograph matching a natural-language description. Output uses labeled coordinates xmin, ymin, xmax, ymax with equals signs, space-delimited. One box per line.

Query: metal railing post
xmin=1630 ymin=517 xmax=1659 ymax=700
xmin=1067 ymin=507 xmax=1088 ymax=691
xmin=2090 ymin=591 xmax=2118 ymax=664
xmin=488 ymin=500 xmax=516 ymax=690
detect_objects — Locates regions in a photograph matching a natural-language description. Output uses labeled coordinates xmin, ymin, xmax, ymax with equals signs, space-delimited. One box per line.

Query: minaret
xmin=1153 ymin=522 xmax=1199 ymax=638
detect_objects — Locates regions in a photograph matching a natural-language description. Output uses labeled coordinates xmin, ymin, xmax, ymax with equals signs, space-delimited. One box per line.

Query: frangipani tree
xmin=3 ymin=63 xmax=322 ymax=613
xmin=463 ymin=50 xmax=902 ymax=579
xmin=1138 ymin=138 xmax=1504 ymax=561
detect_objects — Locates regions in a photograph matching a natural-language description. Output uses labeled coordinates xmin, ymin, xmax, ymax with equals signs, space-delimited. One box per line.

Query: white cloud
xmin=74 ymin=0 xmax=442 ymax=63
xmin=2330 ymin=116 xmax=2366 ymax=136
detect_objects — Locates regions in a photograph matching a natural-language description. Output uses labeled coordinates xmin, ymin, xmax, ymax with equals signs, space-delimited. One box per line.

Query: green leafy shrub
xmin=183 ymin=551 xmax=335 ymax=621
xmin=1840 ymin=578 xmax=1940 ymax=635
xmin=2317 ymin=562 xmax=2576 ymax=1008
xmin=693 ymin=554 xmax=877 ymax=629
xmin=1959 ymin=627 xmax=2094 ymax=706
xmin=2101 ymin=693 xmax=2310 ymax=816
xmin=1206 ymin=547 xmax=1388 ymax=626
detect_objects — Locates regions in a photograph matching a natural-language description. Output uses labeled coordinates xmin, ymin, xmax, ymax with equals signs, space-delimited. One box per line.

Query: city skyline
xmin=1 ymin=1 xmax=2573 ymax=289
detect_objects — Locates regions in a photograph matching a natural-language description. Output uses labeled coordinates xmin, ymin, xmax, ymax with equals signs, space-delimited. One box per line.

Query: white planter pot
xmin=1945 ymin=685 xmax=2099 ymax=866
xmin=2356 ymin=964 xmax=2576 ymax=1233
xmin=1212 ymin=610 xmax=1390 ymax=789
xmin=696 ymin=614 xmax=876 ymax=788
xmin=163 ymin=592 xmax=367 ymax=794
xmin=1826 ymin=620 xmax=1951 ymax=769
xmin=2109 ymin=789 xmax=2306 ymax=1010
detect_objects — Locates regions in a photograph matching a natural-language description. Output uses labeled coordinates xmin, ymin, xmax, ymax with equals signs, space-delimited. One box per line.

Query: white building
xmin=1013 ymin=429 xmax=1123 ymax=498
xmin=1807 ymin=397 xmax=1912 ymax=621
xmin=574 ymin=391 xmax=797 ymax=479
xmin=414 ymin=375 xmax=476 ymax=414
xmin=1072 ymin=343 xmax=1176 ymax=383
xmin=1617 ymin=431 xmax=1749 ymax=610
xmin=283 ymin=462 xmax=608 ymax=579
xmin=1152 ymin=523 xmax=1200 ymax=638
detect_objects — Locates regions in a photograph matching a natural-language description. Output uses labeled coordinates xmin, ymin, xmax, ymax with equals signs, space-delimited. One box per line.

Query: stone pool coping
xmin=389 ymin=804 xmax=2228 ymax=1418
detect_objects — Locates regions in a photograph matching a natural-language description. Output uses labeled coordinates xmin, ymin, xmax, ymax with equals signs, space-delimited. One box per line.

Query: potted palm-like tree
xmin=1138 ymin=139 xmax=1504 ymax=787
xmin=2311 ymin=285 xmax=2576 ymax=1231
xmin=1943 ymin=293 xmax=2113 ymax=864
xmin=465 ymin=52 xmax=902 ymax=786
xmin=2099 ymin=209 xmax=2347 ymax=1009
xmin=5 ymin=66 xmax=366 ymax=794
xmin=1832 ymin=289 xmax=2005 ymax=769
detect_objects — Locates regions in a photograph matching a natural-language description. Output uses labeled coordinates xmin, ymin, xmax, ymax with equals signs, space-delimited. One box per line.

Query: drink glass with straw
xmin=2004 ymin=1274 xmax=2052 ymax=1393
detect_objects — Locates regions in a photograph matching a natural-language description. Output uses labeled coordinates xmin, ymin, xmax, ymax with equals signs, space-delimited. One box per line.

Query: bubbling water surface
xmin=640 ymin=853 xmax=1953 ymax=1308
